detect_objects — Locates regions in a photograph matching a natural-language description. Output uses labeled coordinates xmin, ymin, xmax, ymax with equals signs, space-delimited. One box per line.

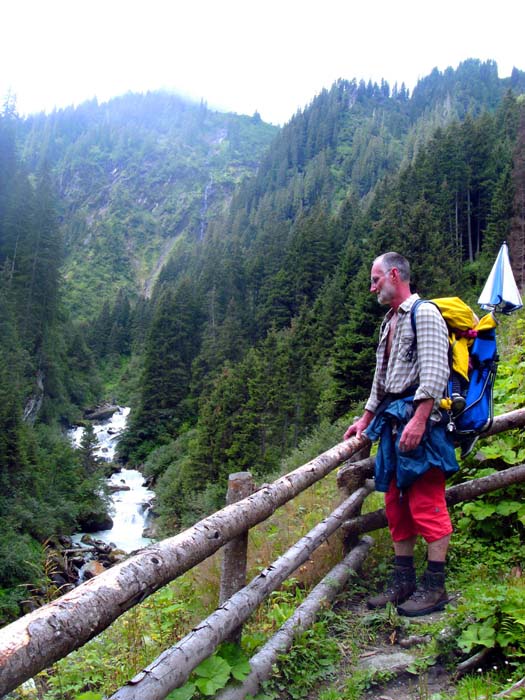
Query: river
xmin=69 ymin=407 xmax=155 ymax=552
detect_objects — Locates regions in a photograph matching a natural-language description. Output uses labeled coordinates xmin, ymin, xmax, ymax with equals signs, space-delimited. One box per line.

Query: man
xmin=344 ymin=252 xmax=459 ymax=616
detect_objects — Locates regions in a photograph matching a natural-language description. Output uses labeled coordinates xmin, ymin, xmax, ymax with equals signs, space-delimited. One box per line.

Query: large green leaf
xmin=166 ymin=682 xmax=196 ymax=700
xmin=194 ymin=655 xmax=232 ymax=695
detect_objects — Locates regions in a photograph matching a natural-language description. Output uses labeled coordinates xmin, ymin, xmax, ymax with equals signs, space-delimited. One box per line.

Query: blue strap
xmin=408 ymin=299 xmax=440 ymax=359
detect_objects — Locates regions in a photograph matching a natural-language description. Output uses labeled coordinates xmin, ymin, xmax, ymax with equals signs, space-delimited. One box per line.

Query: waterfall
xmin=70 ymin=407 xmax=155 ymax=552
xmin=199 ymin=178 xmax=213 ymax=240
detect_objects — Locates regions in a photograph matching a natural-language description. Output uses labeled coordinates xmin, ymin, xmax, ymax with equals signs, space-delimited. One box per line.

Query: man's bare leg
xmin=427 ymin=534 xmax=450 ymax=562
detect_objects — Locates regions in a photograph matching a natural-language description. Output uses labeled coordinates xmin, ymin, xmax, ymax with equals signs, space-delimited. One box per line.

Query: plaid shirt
xmin=365 ymin=294 xmax=450 ymax=418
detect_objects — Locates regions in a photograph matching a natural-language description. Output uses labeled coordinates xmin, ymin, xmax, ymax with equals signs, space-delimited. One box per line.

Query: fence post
xmin=219 ymin=471 xmax=255 ymax=642
xmin=338 ymin=440 xmax=372 ymax=552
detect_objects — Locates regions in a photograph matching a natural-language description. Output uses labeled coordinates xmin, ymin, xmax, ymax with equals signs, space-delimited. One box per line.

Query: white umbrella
xmin=478 ymin=241 xmax=523 ymax=314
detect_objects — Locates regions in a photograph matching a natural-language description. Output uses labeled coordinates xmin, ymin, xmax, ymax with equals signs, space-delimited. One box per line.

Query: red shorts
xmin=384 ymin=467 xmax=453 ymax=543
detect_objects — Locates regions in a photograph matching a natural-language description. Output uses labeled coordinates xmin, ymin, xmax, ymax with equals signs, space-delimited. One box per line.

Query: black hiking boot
xmin=397 ymin=570 xmax=449 ymax=617
xmin=367 ymin=565 xmax=416 ymax=609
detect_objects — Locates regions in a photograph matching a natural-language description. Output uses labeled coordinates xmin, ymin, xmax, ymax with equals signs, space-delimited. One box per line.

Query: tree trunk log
xmin=0 ymin=435 xmax=369 ymax=698
xmin=216 ymin=536 xmax=374 ymax=700
xmin=337 ymin=457 xmax=374 ymax=491
xmin=484 ymin=408 xmax=525 ymax=436
xmin=219 ymin=472 xmax=254 ymax=643
xmin=456 ymin=646 xmax=492 ymax=676
xmin=496 ymin=676 xmax=525 ymax=697
xmin=108 ymin=483 xmax=374 ymax=700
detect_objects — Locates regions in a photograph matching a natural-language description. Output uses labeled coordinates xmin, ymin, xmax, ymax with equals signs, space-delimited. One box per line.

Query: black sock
xmin=427 ymin=560 xmax=445 ymax=573
xmin=395 ymin=555 xmax=414 ymax=569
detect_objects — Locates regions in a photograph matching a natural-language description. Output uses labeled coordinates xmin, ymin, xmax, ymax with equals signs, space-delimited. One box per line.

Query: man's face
xmin=370 ymin=262 xmax=395 ymax=306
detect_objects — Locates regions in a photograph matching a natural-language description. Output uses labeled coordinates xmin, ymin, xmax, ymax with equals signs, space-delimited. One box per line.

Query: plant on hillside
xmin=454 ymin=577 xmax=525 ymax=660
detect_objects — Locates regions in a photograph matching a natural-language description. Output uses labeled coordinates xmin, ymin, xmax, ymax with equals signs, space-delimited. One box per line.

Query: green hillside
xmin=19 ymin=92 xmax=278 ymax=318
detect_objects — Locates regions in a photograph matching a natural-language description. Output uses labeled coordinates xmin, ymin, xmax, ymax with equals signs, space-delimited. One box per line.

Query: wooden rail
xmin=109 ymin=483 xmax=375 ymax=700
xmin=0 ymin=434 xmax=368 ymax=697
xmin=1 ymin=407 xmax=524 ymax=698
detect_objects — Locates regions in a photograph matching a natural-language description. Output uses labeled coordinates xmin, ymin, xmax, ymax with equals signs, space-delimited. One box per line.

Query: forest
xmin=1 ymin=57 xmax=525 ymax=635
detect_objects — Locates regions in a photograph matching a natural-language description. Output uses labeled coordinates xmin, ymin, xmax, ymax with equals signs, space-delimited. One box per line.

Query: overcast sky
xmin=2 ymin=0 xmax=524 ymax=126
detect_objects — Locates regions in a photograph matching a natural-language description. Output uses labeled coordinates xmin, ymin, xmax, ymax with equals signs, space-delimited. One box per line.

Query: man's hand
xmin=344 ymin=410 xmax=374 ymax=440
xmin=398 ymin=398 xmax=433 ymax=451
xmin=398 ymin=415 xmax=427 ymax=451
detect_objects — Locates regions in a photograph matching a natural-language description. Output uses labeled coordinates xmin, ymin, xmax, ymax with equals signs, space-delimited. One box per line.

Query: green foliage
xmin=454 ymin=578 xmax=525 ymax=658
xmin=265 ymin=618 xmax=341 ymax=700
xmin=492 ymin=316 xmax=525 ymax=413
xmin=0 ymin=420 xmax=108 ymax=617
xmin=164 ymin=643 xmax=251 ymax=699
xmin=118 ymin=278 xmax=204 ymax=462
xmin=19 ymin=92 xmax=279 ymax=320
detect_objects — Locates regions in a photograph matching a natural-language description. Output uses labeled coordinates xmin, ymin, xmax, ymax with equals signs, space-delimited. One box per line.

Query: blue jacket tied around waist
xmin=365 ymin=396 xmax=459 ymax=492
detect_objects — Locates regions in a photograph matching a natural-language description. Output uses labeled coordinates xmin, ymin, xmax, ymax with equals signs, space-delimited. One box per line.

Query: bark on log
xmin=455 ymin=647 xmax=492 ymax=676
xmin=445 ymin=463 xmax=525 ymax=505
xmin=108 ymin=483 xmax=374 ymax=700
xmin=337 ymin=457 xmax=375 ymax=491
xmin=0 ymin=434 xmax=369 ymax=698
xmin=219 ymin=472 xmax=254 ymax=643
xmin=484 ymin=407 xmax=525 ymax=436
xmin=216 ymin=536 xmax=374 ymax=700
xmin=219 ymin=472 xmax=254 ymax=606
xmin=343 ymin=463 xmax=525 ymax=537
xmin=496 ymin=676 xmax=525 ymax=697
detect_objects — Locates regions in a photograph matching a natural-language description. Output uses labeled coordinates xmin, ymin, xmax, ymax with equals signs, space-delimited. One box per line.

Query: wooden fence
xmin=1 ymin=408 xmax=525 ymax=699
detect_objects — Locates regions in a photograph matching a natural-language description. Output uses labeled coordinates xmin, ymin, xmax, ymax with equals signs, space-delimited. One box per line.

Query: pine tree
xmin=120 ymin=279 xmax=203 ymax=461
xmin=78 ymin=423 xmax=100 ymax=474
xmin=508 ymin=102 xmax=525 ymax=289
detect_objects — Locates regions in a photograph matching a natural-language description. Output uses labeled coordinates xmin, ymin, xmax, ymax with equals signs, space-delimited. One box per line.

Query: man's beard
xmin=377 ymin=281 xmax=395 ymax=305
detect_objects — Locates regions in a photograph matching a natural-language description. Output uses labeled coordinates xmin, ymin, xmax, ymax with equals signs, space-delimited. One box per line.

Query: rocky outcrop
xmin=84 ymin=403 xmax=119 ymax=421
xmin=21 ymin=535 xmax=130 ymax=614
xmin=23 ymin=370 xmax=45 ymax=424
xmin=77 ymin=511 xmax=114 ymax=533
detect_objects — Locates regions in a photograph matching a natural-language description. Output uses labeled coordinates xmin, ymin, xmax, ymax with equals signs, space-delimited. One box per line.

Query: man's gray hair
xmin=375 ymin=252 xmax=410 ymax=282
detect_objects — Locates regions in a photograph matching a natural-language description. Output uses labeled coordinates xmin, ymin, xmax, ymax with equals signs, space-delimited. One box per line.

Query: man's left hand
xmin=398 ymin=415 xmax=427 ymax=452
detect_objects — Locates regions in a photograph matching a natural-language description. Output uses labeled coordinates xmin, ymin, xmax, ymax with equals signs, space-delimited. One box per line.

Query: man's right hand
xmin=343 ymin=410 xmax=374 ymax=440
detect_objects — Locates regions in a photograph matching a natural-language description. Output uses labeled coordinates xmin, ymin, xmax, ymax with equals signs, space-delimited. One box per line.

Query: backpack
xmin=410 ymin=297 xmax=499 ymax=457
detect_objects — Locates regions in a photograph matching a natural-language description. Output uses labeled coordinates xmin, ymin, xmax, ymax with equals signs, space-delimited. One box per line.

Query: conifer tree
xmin=120 ymin=278 xmax=203 ymax=461
xmin=79 ymin=423 xmax=100 ymax=474
xmin=508 ymin=101 xmax=525 ymax=289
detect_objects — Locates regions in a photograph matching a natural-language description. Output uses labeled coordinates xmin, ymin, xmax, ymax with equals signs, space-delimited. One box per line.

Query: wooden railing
xmin=1 ymin=408 xmax=525 ymax=699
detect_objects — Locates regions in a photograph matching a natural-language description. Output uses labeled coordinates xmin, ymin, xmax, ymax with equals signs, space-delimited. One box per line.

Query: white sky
xmin=2 ymin=0 xmax=524 ymax=126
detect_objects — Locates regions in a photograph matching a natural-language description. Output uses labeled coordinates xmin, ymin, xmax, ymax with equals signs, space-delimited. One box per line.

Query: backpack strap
xmin=408 ymin=298 xmax=438 ymax=360
xmin=410 ymin=299 xmax=454 ymax=398
xmin=409 ymin=298 xmax=438 ymax=337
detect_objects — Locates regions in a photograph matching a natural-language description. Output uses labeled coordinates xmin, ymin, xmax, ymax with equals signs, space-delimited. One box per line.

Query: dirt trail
xmin=321 ymin=596 xmax=459 ymax=700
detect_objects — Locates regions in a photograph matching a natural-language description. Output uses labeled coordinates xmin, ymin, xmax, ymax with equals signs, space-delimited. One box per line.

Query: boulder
xmin=108 ymin=483 xmax=130 ymax=493
xmin=78 ymin=511 xmax=114 ymax=533
xmin=105 ymin=549 xmax=128 ymax=565
xmin=84 ymin=404 xmax=119 ymax=421
xmin=82 ymin=561 xmax=107 ymax=579
xmin=143 ymin=521 xmax=159 ymax=539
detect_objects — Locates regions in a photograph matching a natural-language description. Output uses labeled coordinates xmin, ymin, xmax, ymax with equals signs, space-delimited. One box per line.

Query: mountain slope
xmin=19 ymin=92 xmax=278 ymax=318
